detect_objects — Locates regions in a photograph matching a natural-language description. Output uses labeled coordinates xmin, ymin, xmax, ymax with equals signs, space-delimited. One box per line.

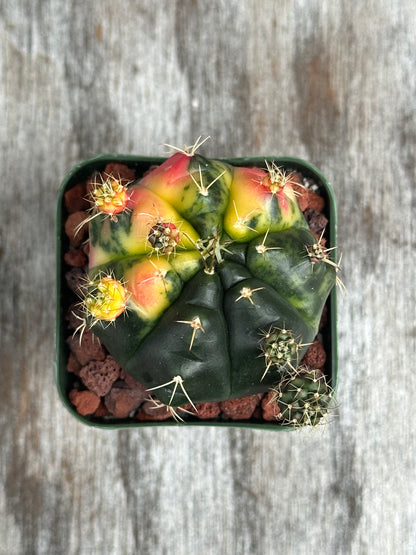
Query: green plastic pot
xmin=56 ymin=154 xmax=338 ymax=429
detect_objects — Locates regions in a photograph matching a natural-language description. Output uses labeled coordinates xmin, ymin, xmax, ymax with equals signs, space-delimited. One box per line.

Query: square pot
xmin=56 ymin=154 xmax=338 ymax=429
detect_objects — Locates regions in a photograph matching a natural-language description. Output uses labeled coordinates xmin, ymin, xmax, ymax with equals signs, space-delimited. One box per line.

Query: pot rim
xmin=56 ymin=154 xmax=338 ymax=429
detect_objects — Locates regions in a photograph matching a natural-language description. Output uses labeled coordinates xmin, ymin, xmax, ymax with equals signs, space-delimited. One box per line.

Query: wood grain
xmin=1 ymin=0 xmax=415 ymax=553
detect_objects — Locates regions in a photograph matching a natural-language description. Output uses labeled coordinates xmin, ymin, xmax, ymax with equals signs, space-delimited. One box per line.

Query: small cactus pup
xmin=76 ymin=139 xmax=339 ymax=422
xmin=270 ymin=367 xmax=335 ymax=427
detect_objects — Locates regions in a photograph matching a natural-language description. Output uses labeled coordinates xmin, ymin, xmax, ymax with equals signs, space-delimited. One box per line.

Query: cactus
xmin=78 ymin=140 xmax=338 ymax=416
xmin=270 ymin=367 xmax=335 ymax=427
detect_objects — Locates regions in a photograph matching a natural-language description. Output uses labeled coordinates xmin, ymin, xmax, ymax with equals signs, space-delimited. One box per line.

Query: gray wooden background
xmin=1 ymin=1 xmax=415 ymax=554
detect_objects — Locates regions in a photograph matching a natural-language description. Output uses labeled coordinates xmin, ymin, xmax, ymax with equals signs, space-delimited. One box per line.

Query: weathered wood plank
xmin=1 ymin=0 xmax=415 ymax=553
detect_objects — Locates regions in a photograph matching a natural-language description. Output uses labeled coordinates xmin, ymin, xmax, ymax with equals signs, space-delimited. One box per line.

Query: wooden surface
xmin=1 ymin=1 xmax=415 ymax=553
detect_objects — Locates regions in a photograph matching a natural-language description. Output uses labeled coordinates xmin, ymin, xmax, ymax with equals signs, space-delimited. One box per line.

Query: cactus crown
xmin=91 ymin=174 xmax=131 ymax=216
xmin=263 ymin=327 xmax=299 ymax=364
xmin=263 ymin=161 xmax=299 ymax=197
xmin=259 ymin=326 xmax=303 ymax=381
xmin=147 ymin=221 xmax=180 ymax=255
xmin=83 ymin=274 xmax=128 ymax=323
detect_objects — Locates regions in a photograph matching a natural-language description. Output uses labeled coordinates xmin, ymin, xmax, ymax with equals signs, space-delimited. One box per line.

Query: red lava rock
xmin=103 ymin=163 xmax=136 ymax=182
xmin=301 ymin=339 xmax=327 ymax=369
xmin=120 ymin=369 xmax=147 ymax=390
xmin=66 ymin=352 xmax=81 ymax=375
xmin=69 ymin=389 xmax=100 ymax=416
xmin=293 ymin=185 xmax=325 ymax=213
xmin=64 ymin=248 xmax=88 ymax=267
xmin=94 ymin=402 xmax=110 ymax=417
xmin=104 ymin=381 xmax=148 ymax=418
xmin=194 ymin=402 xmax=221 ymax=419
xmin=306 ymin=190 xmax=325 ymax=212
xmin=136 ymin=400 xmax=173 ymax=421
xmin=252 ymin=403 xmax=263 ymax=420
xmin=65 ymin=267 xmax=87 ymax=295
xmin=66 ymin=329 xmax=107 ymax=366
xmin=64 ymin=211 xmax=89 ymax=248
xmin=80 ymin=356 xmax=121 ymax=397
xmin=304 ymin=208 xmax=328 ymax=236
xmin=180 ymin=402 xmax=221 ymax=420
xmin=64 ymin=182 xmax=89 ymax=213
xmin=219 ymin=395 xmax=260 ymax=420
xmin=261 ymin=392 xmax=280 ymax=421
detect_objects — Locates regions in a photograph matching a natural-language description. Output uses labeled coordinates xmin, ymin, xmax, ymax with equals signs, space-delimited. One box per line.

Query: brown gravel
xmin=65 ymin=267 xmax=87 ymax=296
xmin=120 ymin=368 xmax=148 ymax=390
xmin=261 ymin=392 xmax=281 ymax=421
xmin=69 ymin=389 xmax=101 ymax=416
xmin=66 ymin=329 xmax=106 ymax=366
xmin=64 ymin=210 xmax=89 ymax=248
xmin=194 ymin=402 xmax=222 ymax=419
xmin=301 ymin=339 xmax=327 ymax=369
xmin=219 ymin=395 xmax=260 ymax=420
xmin=80 ymin=355 xmax=121 ymax=397
xmin=104 ymin=381 xmax=148 ymax=418
xmin=64 ymin=182 xmax=89 ymax=213
xmin=93 ymin=402 xmax=110 ymax=417
xmin=64 ymin=248 xmax=88 ymax=267
xmin=136 ymin=401 xmax=174 ymax=421
xmin=66 ymin=352 xmax=81 ymax=375
xmin=180 ymin=402 xmax=222 ymax=420
xmin=304 ymin=208 xmax=329 ymax=237
xmin=293 ymin=184 xmax=326 ymax=213
xmin=103 ymin=162 xmax=136 ymax=182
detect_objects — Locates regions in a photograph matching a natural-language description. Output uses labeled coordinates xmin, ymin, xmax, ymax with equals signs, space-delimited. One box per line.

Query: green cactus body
xmin=246 ymin=228 xmax=335 ymax=330
xmin=140 ymin=152 xmax=233 ymax=238
xmin=272 ymin=368 xmax=334 ymax=426
xmin=83 ymin=150 xmax=337 ymax=409
xmin=88 ymin=184 xmax=200 ymax=268
xmin=126 ymin=270 xmax=231 ymax=404
xmin=223 ymin=165 xmax=308 ymax=242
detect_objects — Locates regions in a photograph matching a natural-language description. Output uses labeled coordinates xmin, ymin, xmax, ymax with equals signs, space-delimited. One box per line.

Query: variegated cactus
xmin=78 ymin=140 xmax=338 ymax=421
